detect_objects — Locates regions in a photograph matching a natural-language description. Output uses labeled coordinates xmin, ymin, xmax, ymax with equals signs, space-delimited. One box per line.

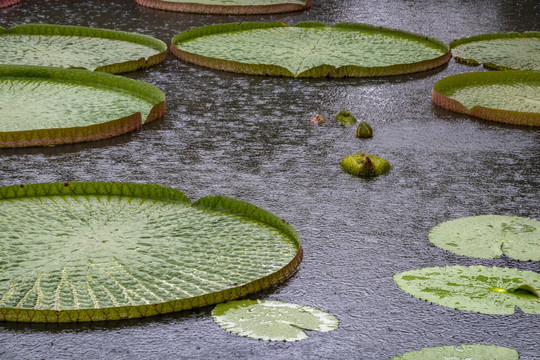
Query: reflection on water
xmin=1 ymin=0 xmax=539 ymax=359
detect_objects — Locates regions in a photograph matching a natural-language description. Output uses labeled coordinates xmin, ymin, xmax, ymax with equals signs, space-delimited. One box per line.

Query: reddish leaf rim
xmin=0 ymin=182 xmax=302 ymax=323
xmin=135 ymin=0 xmax=311 ymax=14
xmin=0 ymin=65 xmax=166 ymax=148
xmin=1 ymin=23 xmax=167 ymax=74
xmin=0 ymin=0 xmax=20 ymax=8
xmin=432 ymin=71 xmax=540 ymax=127
xmin=171 ymin=22 xmax=451 ymax=78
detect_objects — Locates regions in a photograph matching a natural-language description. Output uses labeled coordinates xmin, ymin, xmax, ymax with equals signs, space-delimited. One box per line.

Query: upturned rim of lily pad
xmin=171 ymin=22 xmax=451 ymax=78
xmin=135 ymin=0 xmax=312 ymax=14
xmin=450 ymin=31 xmax=540 ymax=70
xmin=0 ymin=23 xmax=167 ymax=73
xmin=0 ymin=0 xmax=20 ymax=8
xmin=0 ymin=182 xmax=303 ymax=322
xmin=432 ymin=70 xmax=540 ymax=126
xmin=0 ymin=65 xmax=166 ymax=148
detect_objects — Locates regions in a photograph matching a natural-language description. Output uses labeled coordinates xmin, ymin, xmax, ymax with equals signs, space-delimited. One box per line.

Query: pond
xmin=1 ymin=0 xmax=539 ymax=358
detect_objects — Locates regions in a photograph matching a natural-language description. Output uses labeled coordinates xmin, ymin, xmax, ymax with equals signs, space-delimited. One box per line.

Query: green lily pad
xmin=0 ymin=24 xmax=167 ymax=73
xmin=432 ymin=70 xmax=540 ymax=126
xmin=429 ymin=215 xmax=540 ymax=261
xmin=394 ymin=265 xmax=540 ymax=314
xmin=171 ymin=22 xmax=450 ymax=77
xmin=0 ymin=65 xmax=165 ymax=148
xmin=0 ymin=0 xmax=20 ymax=8
xmin=451 ymin=32 xmax=540 ymax=71
xmin=0 ymin=182 xmax=302 ymax=322
xmin=135 ymin=0 xmax=311 ymax=14
xmin=212 ymin=300 xmax=338 ymax=341
xmin=392 ymin=344 xmax=519 ymax=360
xmin=340 ymin=152 xmax=390 ymax=177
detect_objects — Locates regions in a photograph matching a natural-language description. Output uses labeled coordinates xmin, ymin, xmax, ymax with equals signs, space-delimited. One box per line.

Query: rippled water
xmin=1 ymin=0 xmax=539 ymax=359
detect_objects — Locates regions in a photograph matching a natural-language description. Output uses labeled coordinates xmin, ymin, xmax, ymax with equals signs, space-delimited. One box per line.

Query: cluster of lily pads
xmin=0 ymin=0 xmax=539 ymax=356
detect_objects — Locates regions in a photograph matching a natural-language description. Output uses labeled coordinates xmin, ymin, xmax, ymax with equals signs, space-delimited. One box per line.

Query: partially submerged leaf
xmin=451 ymin=31 xmax=540 ymax=71
xmin=340 ymin=152 xmax=390 ymax=177
xmin=393 ymin=265 xmax=540 ymax=314
xmin=0 ymin=24 xmax=167 ymax=73
xmin=0 ymin=182 xmax=302 ymax=322
xmin=135 ymin=0 xmax=311 ymax=14
xmin=0 ymin=65 xmax=165 ymax=148
xmin=392 ymin=344 xmax=519 ymax=360
xmin=432 ymin=71 xmax=540 ymax=126
xmin=429 ymin=215 xmax=540 ymax=261
xmin=212 ymin=300 xmax=338 ymax=341
xmin=171 ymin=22 xmax=450 ymax=77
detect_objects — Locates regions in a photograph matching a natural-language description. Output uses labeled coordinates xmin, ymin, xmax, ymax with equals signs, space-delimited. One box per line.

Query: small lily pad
xmin=212 ymin=300 xmax=338 ymax=341
xmin=394 ymin=265 xmax=540 ymax=314
xmin=451 ymin=31 xmax=540 ymax=71
xmin=392 ymin=344 xmax=519 ymax=360
xmin=340 ymin=152 xmax=390 ymax=177
xmin=336 ymin=111 xmax=357 ymax=126
xmin=429 ymin=215 xmax=540 ymax=261
xmin=135 ymin=0 xmax=311 ymax=14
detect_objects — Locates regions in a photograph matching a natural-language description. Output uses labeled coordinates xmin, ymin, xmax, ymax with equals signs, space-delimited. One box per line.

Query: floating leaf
xmin=0 ymin=24 xmax=167 ymax=73
xmin=335 ymin=110 xmax=357 ymax=126
xmin=0 ymin=65 xmax=165 ymax=148
xmin=432 ymin=71 xmax=540 ymax=126
xmin=135 ymin=0 xmax=311 ymax=14
xmin=212 ymin=300 xmax=338 ymax=341
xmin=0 ymin=0 xmax=20 ymax=8
xmin=451 ymin=31 xmax=540 ymax=71
xmin=0 ymin=182 xmax=302 ymax=322
xmin=392 ymin=344 xmax=519 ymax=360
xmin=171 ymin=22 xmax=450 ymax=77
xmin=429 ymin=215 xmax=540 ymax=261
xmin=394 ymin=265 xmax=540 ymax=314
xmin=340 ymin=152 xmax=390 ymax=177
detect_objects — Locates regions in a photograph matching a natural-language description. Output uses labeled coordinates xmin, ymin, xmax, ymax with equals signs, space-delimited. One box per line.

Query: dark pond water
xmin=1 ymin=0 xmax=539 ymax=359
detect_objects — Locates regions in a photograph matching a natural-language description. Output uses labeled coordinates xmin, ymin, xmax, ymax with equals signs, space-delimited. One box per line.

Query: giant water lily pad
xmin=171 ymin=22 xmax=450 ymax=77
xmin=0 ymin=182 xmax=302 ymax=322
xmin=0 ymin=24 xmax=167 ymax=73
xmin=394 ymin=266 xmax=540 ymax=314
xmin=392 ymin=344 xmax=519 ymax=360
xmin=429 ymin=215 xmax=540 ymax=261
xmin=135 ymin=0 xmax=311 ymax=14
xmin=432 ymin=71 xmax=540 ymax=126
xmin=0 ymin=65 xmax=165 ymax=148
xmin=212 ymin=300 xmax=338 ymax=341
xmin=451 ymin=32 xmax=540 ymax=71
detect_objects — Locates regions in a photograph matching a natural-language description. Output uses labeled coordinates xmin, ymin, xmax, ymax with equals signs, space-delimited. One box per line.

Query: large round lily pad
xmin=0 ymin=182 xmax=302 ymax=322
xmin=171 ymin=22 xmax=450 ymax=77
xmin=135 ymin=0 xmax=311 ymax=14
xmin=451 ymin=31 xmax=540 ymax=71
xmin=0 ymin=0 xmax=20 ymax=8
xmin=432 ymin=70 xmax=540 ymax=126
xmin=0 ymin=24 xmax=167 ymax=73
xmin=391 ymin=344 xmax=519 ymax=360
xmin=394 ymin=266 xmax=540 ymax=315
xmin=429 ymin=215 xmax=540 ymax=261
xmin=0 ymin=65 xmax=165 ymax=148
xmin=212 ymin=300 xmax=338 ymax=341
